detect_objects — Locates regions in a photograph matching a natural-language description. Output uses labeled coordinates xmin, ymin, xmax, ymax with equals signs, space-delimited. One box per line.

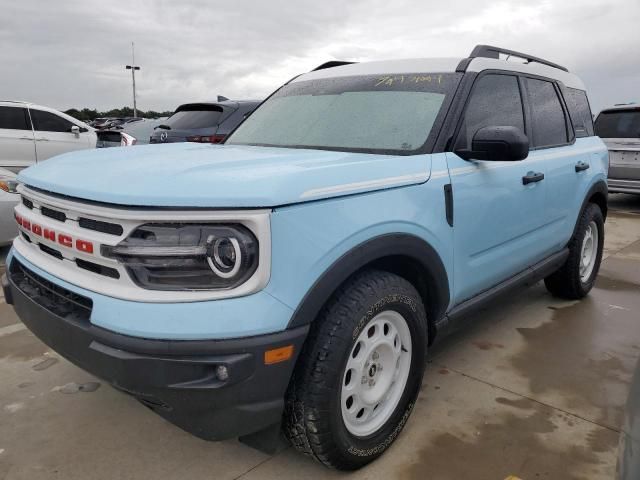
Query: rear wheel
xmin=284 ymin=270 xmax=427 ymax=470
xmin=544 ymin=203 xmax=604 ymax=299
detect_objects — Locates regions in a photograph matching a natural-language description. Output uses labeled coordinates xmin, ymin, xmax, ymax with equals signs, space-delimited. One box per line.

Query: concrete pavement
xmin=1 ymin=194 xmax=640 ymax=479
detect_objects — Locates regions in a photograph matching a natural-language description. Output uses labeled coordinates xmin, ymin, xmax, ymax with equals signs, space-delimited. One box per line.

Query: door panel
xmin=447 ymin=152 xmax=548 ymax=303
xmin=534 ymin=143 xmax=595 ymax=252
xmin=523 ymin=77 xmax=582 ymax=253
xmin=30 ymin=109 xmax=88 ymax=161
xmin=448 ymin=73 xmax=549 ymax=304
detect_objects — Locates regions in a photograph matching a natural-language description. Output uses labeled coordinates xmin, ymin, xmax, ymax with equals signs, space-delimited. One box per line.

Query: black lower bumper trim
xmin=5 ymin=261 xmax=309 ymax=441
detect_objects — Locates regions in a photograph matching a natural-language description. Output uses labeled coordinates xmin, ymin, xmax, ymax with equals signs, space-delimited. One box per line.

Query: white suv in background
xmin=0 ymin=101 xmax=97 ymax=173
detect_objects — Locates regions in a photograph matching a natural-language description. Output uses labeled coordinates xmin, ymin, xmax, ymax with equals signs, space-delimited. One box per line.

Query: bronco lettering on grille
xmin=15 ymin=212 xmax=94 ymax=255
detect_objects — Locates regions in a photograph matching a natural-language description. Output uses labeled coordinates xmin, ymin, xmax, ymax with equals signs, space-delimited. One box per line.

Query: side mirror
xmin=70 ymin=125 xmax=80 ymax=136
xmin=455 ymin=126 xmax=529 ymax=161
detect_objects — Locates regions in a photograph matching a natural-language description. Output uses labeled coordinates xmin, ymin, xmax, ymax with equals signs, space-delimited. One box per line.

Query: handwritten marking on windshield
xmin=375 ymin=74 xmax=442 ymax=87
xmin=375 ymin=75 xmax=404 ymax=86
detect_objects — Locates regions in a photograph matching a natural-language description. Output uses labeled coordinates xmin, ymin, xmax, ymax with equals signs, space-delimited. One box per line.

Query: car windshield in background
xmin=594 ymin=109 xmax=640 ymax=138
xmin=163 ymin=105 xmax=224 ymax=130
xmin=226 ymin=73 xmax=459 ymax=154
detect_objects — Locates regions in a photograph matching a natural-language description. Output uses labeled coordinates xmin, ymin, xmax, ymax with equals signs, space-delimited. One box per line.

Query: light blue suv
xmin=2 ymin=45 xmax=608 ymax=470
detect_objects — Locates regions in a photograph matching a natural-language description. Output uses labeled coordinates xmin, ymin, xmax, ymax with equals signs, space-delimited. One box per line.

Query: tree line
xmin=64 ymin=107 xmax=174 ymax=121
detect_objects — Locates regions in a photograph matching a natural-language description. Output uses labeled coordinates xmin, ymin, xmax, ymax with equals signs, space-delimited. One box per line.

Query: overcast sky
xmin=1 ymin=0 xmax=638 ymax=115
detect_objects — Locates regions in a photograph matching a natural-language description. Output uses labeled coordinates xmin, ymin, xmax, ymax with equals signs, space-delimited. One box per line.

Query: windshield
xmin=164 ymin=105 xmax=224 ymax=130
xmin=594 ymin=109 xmax=640 ymax=139
xmin=226 ymin=73 xmax=459 ymax=154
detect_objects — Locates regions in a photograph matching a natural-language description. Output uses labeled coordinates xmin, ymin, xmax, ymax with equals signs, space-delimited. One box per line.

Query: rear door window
xmin=525 ymin=78 xmax=569 ymax=148
xmin=565 ymin=88 xmax=594 ymax=137
xmin=31 ymin=109 xmax=74 ymax=132
xmin=594 ymin=109 xmax=640 ymax=139
xmin=0 ymin=106 xmax=31 ymax=130
xmin=165 ymin=105 xmax=224 ymax=129
xmin=455 ymin=73 xmax=525 ymax=151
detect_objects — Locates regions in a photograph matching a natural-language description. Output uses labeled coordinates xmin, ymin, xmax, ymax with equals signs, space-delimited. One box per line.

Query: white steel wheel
xmin=579 ymin=220 xmax=599 ymax=282
xmin=341 ymin=310 xmax=412 ymax=437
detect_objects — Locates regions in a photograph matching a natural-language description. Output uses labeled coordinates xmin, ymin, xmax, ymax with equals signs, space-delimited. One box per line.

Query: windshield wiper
xmin=155 ymin=124 xmax=172 ymax=130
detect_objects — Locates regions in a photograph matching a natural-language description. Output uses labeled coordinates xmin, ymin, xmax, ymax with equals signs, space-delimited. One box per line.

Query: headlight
xmin=102 ymin=224 xmax=259 ymax=290
xmin=0 ymin=177 xmax=19 ymax=194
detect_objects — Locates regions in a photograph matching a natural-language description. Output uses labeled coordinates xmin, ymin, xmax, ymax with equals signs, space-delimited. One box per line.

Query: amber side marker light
xmin=264 ymin=345 xmax=294 ymax=365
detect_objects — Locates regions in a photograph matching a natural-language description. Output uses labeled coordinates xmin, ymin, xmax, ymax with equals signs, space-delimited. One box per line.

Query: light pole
xmin=125 ymin=42 xmax=140 ymax=117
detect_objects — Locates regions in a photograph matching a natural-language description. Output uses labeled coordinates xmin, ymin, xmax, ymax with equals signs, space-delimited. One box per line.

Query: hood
xmin=18 ymin=143 xmax=431 ymax=208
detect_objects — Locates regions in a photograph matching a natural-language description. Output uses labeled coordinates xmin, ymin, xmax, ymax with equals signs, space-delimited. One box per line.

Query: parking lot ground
xmin=1 ymin=194 xmax=640 ymax=480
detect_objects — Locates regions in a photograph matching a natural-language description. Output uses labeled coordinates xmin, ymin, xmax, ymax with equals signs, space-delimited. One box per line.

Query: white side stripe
xmin=300 ymin=172 xmax=428 ymax=199
xmin=429 ymin=170 xmax=450 ymax=179
xmin=447 ymin=146 xmax=603 ymax=177
xmin=300 ymin=145 xmax=603 ymax=199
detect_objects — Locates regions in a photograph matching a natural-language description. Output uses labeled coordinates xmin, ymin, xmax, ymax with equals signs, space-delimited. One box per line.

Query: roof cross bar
xmin=468 ymin=44 xmax=569 ymax=72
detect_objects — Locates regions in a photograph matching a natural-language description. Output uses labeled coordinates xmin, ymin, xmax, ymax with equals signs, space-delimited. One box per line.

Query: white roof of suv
xmin=296 ymin=45 xmax=585 ymax=91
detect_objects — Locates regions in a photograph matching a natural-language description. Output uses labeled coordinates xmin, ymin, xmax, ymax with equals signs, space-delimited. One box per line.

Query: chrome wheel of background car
xmin=580 ymin=220 xmax=599 ymax=282
xmin=341 ymin=310 xmax=412 ymax=437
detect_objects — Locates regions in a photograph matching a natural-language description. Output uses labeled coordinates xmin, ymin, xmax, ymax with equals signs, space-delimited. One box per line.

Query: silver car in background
xmin=0 ymin=167 xmax=19 ymax=245
xmin=594 ymin=104 xmax=640 ymax=194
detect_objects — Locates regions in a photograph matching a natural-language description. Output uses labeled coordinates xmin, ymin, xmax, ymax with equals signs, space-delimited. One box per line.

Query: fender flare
xmin=572 ymin=180 xmax=608 ymax=240
xmin=286 ymin=233 xmax=450 ymax=329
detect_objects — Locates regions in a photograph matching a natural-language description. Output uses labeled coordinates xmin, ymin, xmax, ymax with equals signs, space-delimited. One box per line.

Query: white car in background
xmin=0 ymin=101 xmax=97 ymax=173
xmin=0 ymin=168 xmax=19 ymax=246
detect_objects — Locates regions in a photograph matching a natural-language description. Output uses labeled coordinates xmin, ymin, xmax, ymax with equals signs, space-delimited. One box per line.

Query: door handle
xmin=19 ymin=137 xmax=33 ymax=140
xmin=36 ymin=138 xmax=50 ymax=141
xmin=522 ymin=172 xmax=545 ymax=185
xmin=575 ymin=161 xmax=590 ymax=172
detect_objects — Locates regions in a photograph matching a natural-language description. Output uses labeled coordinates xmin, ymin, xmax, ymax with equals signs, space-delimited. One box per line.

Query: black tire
xmin=283 ymin=269 xmax=428 ymax=470
xmin=544 ymin=202 xmax=604 ymax=299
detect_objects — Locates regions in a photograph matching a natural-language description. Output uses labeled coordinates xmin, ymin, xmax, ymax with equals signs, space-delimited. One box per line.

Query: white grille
xmin=13 ymin=186 xmax=271 ymax=302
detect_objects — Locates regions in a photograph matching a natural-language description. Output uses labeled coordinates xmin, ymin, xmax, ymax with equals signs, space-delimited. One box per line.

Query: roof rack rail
xmin=464 ymin=44 xmax=569 ymax=72
xmin=311 ymin=61 xmax=357 ymax=71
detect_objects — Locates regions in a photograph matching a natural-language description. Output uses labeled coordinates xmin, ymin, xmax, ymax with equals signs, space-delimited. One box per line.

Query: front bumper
xmin=2 ymin=259 xmax=309 ymax=441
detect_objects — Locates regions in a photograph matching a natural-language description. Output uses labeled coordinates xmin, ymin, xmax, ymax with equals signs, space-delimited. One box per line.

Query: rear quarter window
xmin=565 ymin=88 xmax=594 ymax=137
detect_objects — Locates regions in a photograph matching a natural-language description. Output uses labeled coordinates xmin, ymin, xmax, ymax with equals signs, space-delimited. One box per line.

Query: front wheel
xmin=284 ymin=270 xmax=427 ymax=470
xmin=544 ymin=202 xmax=605 ymax=299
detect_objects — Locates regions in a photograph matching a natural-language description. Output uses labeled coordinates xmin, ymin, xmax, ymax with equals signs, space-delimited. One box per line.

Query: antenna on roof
xmin=217 ymin=95 xmax=229 ymax=102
